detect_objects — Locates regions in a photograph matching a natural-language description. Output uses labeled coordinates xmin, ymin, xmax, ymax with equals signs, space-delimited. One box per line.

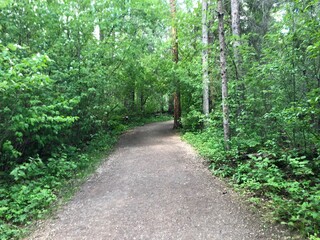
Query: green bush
xmin=0 ymin=151 xmax=89 ymax=239
xmin=0 ymin=44 xmax=78 ymax=169
xmin=183 ymin=124 xmax=320 ymax=237
xmin=181 ymin=109 xmax=204 ymax=131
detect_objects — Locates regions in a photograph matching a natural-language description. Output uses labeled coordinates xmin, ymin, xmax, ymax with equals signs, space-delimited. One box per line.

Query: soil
xmin=29 ymin=121 xmax=292 ymax=240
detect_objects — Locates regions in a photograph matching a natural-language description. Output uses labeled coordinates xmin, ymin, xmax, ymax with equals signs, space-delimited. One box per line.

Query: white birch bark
xmin=231 ymin=0 xmax=242 ymax=79
xmin=202 ymin=0 xmax=209 ymax=117
xmin=218 ymin=0 xmax=230 ymax=149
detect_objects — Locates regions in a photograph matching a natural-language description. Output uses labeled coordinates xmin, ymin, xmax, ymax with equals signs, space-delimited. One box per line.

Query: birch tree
xmin=217 ymin=0 xmax=230 ymax=149
xmin=202 ymin=0 xmax=209 ymax=117
xmin=231 ymin=0 xmax=241 ymax=79
xmin=231 ymin=0 xmax=245 ymax=112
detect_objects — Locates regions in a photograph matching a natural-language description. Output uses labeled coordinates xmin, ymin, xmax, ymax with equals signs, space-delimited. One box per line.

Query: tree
xmin=231 ymin=0 xmax=241 ymax=63
xmin=231 ymin=0 xmax=244 ymax=108
xmin=242 ymin=0 xmax=275 ymax=57
xmin=217 ymin=0 xmax=230 ymax=149
xmin=170 ymin=0 xmax=182 ymax=129
xmin=202 ymin=0 xmax=210 ymax=118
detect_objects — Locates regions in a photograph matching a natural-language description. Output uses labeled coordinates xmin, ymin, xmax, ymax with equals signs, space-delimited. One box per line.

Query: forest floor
xmin=28 ymin=121 xmax=293 ymax=240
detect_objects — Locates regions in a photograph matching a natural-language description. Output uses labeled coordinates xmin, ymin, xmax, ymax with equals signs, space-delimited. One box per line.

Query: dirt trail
xmin=29 ymin=121 xmax=290 ymax=240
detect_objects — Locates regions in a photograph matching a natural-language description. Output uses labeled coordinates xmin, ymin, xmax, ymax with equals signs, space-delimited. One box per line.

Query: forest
xmin=0 ymin=0 xmax=319 ymax=239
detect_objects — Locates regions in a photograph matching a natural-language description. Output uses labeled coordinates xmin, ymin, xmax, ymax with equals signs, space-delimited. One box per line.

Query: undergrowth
xmin=0 ymin=133 xmax=116 ymax=240
xmin=0 ymin=115 xmax=172 ymax=240
xmin=183 ymin=128 xmax=320 ymax=240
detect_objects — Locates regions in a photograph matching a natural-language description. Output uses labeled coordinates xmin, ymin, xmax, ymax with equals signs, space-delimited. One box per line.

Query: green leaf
xmin=7 ymin=43 xmax=17 ymax=51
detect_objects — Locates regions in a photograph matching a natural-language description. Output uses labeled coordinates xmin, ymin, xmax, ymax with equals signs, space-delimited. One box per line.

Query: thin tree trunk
xmin=231 ymin=0 xmax=245 ymax=115
xmin=202 ymin=0 xmax=210 ymax=118
xmin=170 ymin=0 xmax=181 ymax=129
xmin=231 ymin=0 xmax=241 ymax=78
xmin=208 ymin=2 xmax=215 ymax=109
xmin=218 ymin=0 xmax=230 ymax=149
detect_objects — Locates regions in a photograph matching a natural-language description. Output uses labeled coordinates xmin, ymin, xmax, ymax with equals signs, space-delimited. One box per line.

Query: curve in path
xmin=30 ymin=121 xmax=289 ymax=240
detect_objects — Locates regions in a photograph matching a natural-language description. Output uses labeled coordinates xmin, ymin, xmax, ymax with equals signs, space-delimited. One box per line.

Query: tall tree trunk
xmin=208 ymin=2 xmax=215 ymax=109
xmin=170 ymin=0 xmax=181 ymax=129
xmin=202 ymin=0 xmax=210 ymax=118
xmin=218 ymin=0 xmax=230 ymax=149
xmin=231 ymin=0 xmax=241 ymax=78
xmin=231 ymin=0 xmax=244 ymax=114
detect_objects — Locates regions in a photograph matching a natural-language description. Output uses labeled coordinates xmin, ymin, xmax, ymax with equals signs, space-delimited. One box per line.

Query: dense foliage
xmin=180 ymin=0 xmax=320 ymax=238
xmin=0 ymin=0 xmax=171 ymax=238
xmin=0 ymin=0 xmax=319 ymax=239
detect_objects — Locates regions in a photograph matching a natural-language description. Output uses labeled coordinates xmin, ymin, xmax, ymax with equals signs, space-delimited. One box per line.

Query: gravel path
xmin=29 ymin=121 xmax=290 ymax=240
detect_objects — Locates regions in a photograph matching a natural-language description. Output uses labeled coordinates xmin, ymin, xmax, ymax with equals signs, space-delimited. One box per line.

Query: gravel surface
xmin=29 ymin=121 xmax=292 ymax=240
